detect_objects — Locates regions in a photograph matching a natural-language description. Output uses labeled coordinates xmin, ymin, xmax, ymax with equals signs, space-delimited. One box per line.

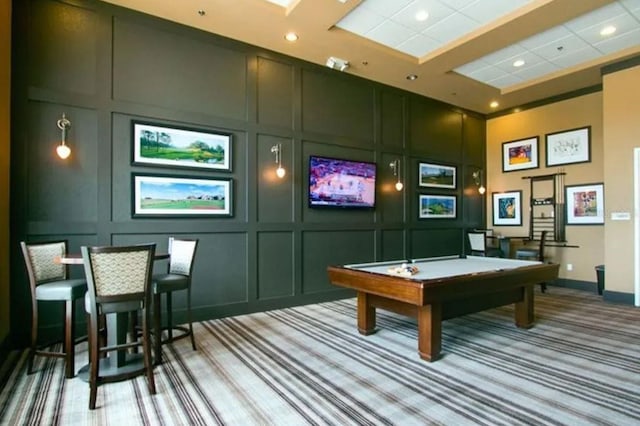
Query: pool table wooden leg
xmin=515 ymin=285 xmax=534 ymax=328
xmin=357 ymin=292 xmax=376 ymax=335
xmin=417 ymin=303 xmax=442 ymax=362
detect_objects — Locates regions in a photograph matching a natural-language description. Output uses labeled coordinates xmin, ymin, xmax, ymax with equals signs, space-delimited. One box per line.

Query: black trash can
xmin=595 ymin=265 xmax=605 ymax=295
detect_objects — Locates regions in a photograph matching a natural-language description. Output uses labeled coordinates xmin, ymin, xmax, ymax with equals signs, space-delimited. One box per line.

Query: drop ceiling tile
xmin=513 ymin=61 xmax=560 ymax=80
xmin=487 ymin=73 xmax=525 ymax=89
xmin=458 ymin=0 xmax=531 ymax=22
xmin=389 ymin=0 xmax=456 ymax=33
xmin=594 ymin=27 xmax=640 ymax=54
xmin=531 ymin=34 xmax=591 ymax=61
xmin=518 ymin=26 xmax=573 ymax=50
xmin=360 ymin=0 xmax=413 ymax=16
xmin=493 ymin=50 xmax=545 ymax=74
xmin=467 ymin=64 xmax=506 ymax=81
xmin=564 ymin=2 xmax=627 ymax=32
xmin=396 ymin=33 xmax=442 ymax=56
xmin=621 ymin=0 xmax=640 ymax=11
xmin=366 ymin=19 xmax=416 ymax=47
xmin=550 ymin=46 xmax=602 ymax=68
xmin=337 ymin=7 xmax=386 ymax=34
xmin=479 ymin=44 xmax=528 ymax=65
xmin=422 ymin=12 xmax=479 ymax=44
xmin=575 ymin=13 xmax=639 ymax=45
xmin=454 ymin=59 xmax=492 ymax=75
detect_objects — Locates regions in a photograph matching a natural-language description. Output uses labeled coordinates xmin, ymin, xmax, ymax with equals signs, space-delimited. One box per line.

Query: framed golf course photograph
xmin=132 ymin=120 xmax=232 ymax=171
xmin=132 ymin=174 xmax=232 ymax=217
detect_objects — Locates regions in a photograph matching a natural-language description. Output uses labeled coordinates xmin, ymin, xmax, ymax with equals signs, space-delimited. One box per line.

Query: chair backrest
xmin=82 ymin=244 xmax=155 ymax=302
xmin=168 ymin=238 xmax=198 ymax=276
xmin=20 ymin=240 xmax=68 ymax=287
xmin=538 ymin=230 xmax=549 ymax=262
xmin=468 ymin=232 xmax=487 ymax=252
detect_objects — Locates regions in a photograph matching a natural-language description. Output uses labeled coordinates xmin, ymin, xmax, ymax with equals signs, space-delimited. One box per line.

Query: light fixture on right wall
xmin=56 ymin=113 xmax=72 ymax=160
xmin=472 ymin=170 xmax=486 ymax=194
xmin=390 ymin=159 xmax=403 ymax=191
xmin=271 ymin=143 xmax=285 ymax=178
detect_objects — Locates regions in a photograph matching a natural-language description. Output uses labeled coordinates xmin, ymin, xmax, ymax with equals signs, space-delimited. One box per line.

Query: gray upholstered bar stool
xmin=515 ymin=230 xmax=549 ymax=292
xmin=153 ymin=237 xmax=199 ymax=364
xmin=20 ymin=240 xmax=87 ymax=378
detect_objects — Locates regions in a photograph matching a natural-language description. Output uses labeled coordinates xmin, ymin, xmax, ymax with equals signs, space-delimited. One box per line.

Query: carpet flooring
xmin=1 ymin=287 xmax=639 ymax=425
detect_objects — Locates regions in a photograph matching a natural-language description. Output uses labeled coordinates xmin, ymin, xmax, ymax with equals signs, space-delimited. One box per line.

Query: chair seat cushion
xmin=516 ymin=249 xmax=539 ymax=259
xmin=153 ymin=273 xmax=189 ymax=294
xmin=36 ymin=278 xmax=87 ymax=301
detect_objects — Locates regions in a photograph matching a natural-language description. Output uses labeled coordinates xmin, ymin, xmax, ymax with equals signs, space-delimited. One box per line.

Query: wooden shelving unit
xmin=522 ymin=172 xmax=566 ymax=242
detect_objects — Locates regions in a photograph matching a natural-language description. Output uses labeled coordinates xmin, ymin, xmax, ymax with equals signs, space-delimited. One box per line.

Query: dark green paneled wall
xmin=9 ymin=0 xmax=486 ymax=344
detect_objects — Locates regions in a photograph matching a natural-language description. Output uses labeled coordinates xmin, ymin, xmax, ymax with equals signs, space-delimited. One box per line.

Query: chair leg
xmin=64 ymin=299 xmax=75 ymax=379
xmin=89 ymin=314 xmax=100 ymax=410
xmin=28 ymin=305 xmax=38 ymax=375
xmin=153 ymin=293 xmax=162 ymax=364
xmin=166 ymin=293 xmax=173 ymax=342
xmin=541 ymin=282 xmax=547 ymax=293
xmin=187 ymin=287 xmax=196 ymax=351
xmin=142 ymin=309 xmax=156 ymax=395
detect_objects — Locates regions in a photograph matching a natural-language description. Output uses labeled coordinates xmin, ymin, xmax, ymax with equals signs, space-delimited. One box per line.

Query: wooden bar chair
xmin=153 ymin=237 xmax=199 ymax=364
xmin=516 ymin=230 xmax=549 ymax=292
xmin=82 ymin=243 xmax=156 ymax=410
xmin=468 ymin=231 xmax=502 ymax=257
xmin=20 ymin=240 xmax=87 ymax=379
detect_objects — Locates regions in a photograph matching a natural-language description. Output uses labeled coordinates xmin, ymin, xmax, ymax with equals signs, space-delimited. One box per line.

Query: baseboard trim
xmin=552 ymin=279 xmax=635 ymax=305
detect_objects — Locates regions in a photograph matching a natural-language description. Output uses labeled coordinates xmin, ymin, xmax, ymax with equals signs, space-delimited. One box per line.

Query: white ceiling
xmin=101 ymin=0 xmax=640 ymax=114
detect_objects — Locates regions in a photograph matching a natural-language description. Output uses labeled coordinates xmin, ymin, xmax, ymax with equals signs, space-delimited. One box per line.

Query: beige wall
xmin=1 ymin=0 xmax=11 ymax=342
xmin=487 ymin=92 xmax=604 ymax=284
xmin=603 ymin=64 xmax=640 ymax=296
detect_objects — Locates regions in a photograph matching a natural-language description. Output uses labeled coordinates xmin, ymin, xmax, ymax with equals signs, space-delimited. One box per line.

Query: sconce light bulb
xmin=56 ymin=143 xmax=71 ymax=159
xmin=478 ymin=185 xmax=486 ymax=195
xmin=395 ymin=181 xmax=404 ymax=191
xmin=276 ymin=166 xmax=286 ymax=178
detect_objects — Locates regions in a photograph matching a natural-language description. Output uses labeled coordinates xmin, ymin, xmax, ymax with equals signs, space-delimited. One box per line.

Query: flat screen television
xmin=308 ymin=155 xmax=376 ymax=209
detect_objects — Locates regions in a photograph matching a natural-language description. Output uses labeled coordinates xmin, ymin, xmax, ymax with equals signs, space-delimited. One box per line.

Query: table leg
xmin=515 ymin=285 xmax=534 ymax=328
xmin=417 ymin=303 xmax=442 ymax=362
xmin=357 ymin=292 xmax=376 ymax=335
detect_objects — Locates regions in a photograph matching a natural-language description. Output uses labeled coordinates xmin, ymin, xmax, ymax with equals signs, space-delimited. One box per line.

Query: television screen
xmin=308 ymin=155 xmax=376 ymax=209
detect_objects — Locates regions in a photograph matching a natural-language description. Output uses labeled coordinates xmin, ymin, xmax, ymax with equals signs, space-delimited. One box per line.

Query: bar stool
xmin=515 ymin=230 xmax=549 ymax=292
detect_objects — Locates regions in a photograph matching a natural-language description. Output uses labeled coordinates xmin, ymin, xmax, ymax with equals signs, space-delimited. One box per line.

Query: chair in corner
xmin=153 ymin=237 xmax=199 ymax=364
xmin=467 ymin=231 xmax=502 ymax=257
xmin=515 ymin=230 xmax=549 ymax=292
xmin=20 ymin=240 xmax=87 ymax=379
xmin=82 ymin=243 xmax=156 ymax=410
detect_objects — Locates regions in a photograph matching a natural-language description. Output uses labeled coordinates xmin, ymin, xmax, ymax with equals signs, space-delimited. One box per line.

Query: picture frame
xmin=492 ymin=190 xmax=522 ymax=226
xmin=132 ymin=174 xmax=232 ymax=217
xmin=132 ymin=120 xmax=232 ymax=171
xmin=565 ymin=183 xmax=604 ymax=225
xmin=502 ymin=137 xmax=539 ymax=172
xmin=545 ymin=126 xmax=591 ymax=167
xmin=419 ymin=195 xmax=456 ymax=219
xmin=418 ymin=162 xmax=456 ymax=189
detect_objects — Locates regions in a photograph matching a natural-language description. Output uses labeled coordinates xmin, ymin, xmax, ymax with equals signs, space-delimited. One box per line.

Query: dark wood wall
xmin=10 ymin=0 xmax=486 ymax=344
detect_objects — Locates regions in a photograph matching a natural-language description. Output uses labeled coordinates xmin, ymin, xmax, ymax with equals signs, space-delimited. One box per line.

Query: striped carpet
xmin=1 ymin=287 xmax=639 ymax=425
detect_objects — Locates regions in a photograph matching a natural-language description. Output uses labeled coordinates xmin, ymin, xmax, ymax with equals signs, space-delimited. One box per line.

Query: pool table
xmin=327 ymin=255 xmax=559 ymax=362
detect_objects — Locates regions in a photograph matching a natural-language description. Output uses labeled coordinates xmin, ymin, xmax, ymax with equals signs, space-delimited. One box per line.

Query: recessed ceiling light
xmin=197 ymin=9 xmax=206 ymax=16
xmin=513 ymin=59 xmax=525 ymax=67
xmin=600 ymin=25 xmax=616 ymax=36
xmin=490 ymin=101 xmax=499 ymax=108
xmin=406 ymin=74 xmax=418 ymax=81
xmin=415 ymin=10 xmax=429 ymax=22
xmin=285 ymin=32 xmax=299 ymax=42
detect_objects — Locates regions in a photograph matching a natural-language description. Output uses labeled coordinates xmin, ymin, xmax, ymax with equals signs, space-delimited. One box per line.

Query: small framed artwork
xmin=132 ymin=174 xmax=232 ymax=217
xmin=132 ymin=121 xmax=232 ymax=171
xmin=419 ymin=195 xmax=456 ymax=219
xmin=502 ymin=137 xmax=539 ymax=172
xmin=566 ymin=183 xmax=604 ymax=225
xmin=418 ymin=162 xmax=456 ymax=189
xmin=546 ymin=126 xmax=591 ymax=167
xmin=492 ymin=190 xmax=522 ymax=226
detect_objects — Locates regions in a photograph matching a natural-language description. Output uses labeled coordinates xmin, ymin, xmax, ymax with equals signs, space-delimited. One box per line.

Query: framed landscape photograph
xmin=132 ymin=174 xmax=232 ymax=217
xmin=502 ymin=137 xmax=539 ymax=172
xmin=419 ymin=195 xmax=456 ymax=219
xmin=418 ymin=162 xmax=456 ymax=189
xmin=492 ymin=190 xmax=522 ymax=226
xmin=546 ymin=126 xmax=591 ymax=167
xmin=566 ymin=183 xmax=604 ymax=225
xmin=132 ymin=121 xmax=232 ymax=171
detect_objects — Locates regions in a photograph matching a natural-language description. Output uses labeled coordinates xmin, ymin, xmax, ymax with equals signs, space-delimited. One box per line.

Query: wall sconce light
xmin=472 ymin=170 xmax=486 ymax=194
xmin=389 ymin=159 xmax=403 ymax=191
xmin=271 ymin=143 xmax=285 ymax=178
xmin=56 ymin=113 xmax=72 ymax=160
xmin=326 ymin=56 xmax=350 ymax=72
